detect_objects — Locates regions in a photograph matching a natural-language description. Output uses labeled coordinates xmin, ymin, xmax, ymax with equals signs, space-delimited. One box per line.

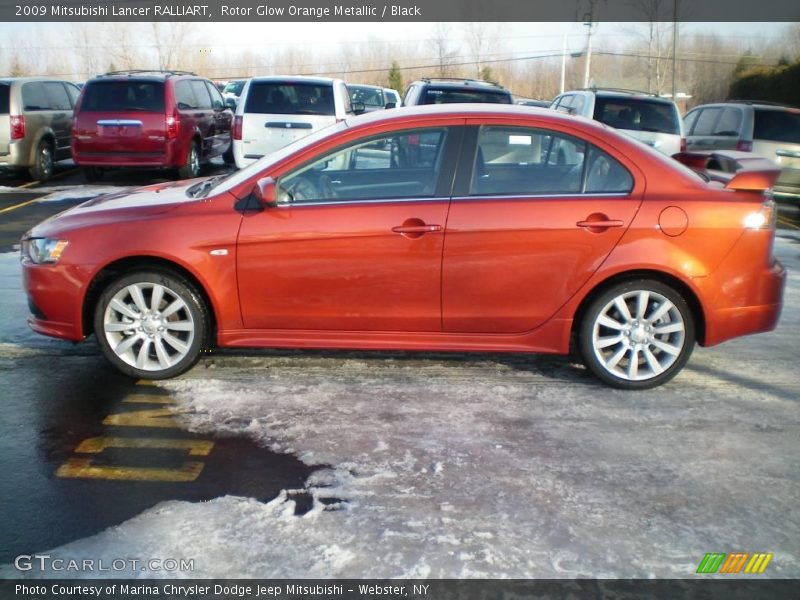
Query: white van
xmin=232 ymin=76 xmax=354 ymax=168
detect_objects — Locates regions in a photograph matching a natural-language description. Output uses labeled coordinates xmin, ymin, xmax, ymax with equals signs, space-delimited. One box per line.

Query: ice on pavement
xmin=2 ymin=236 xmax=798 ymax=579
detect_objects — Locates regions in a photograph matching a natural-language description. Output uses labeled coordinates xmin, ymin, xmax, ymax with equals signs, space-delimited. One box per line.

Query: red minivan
xmin=71 ymin=70 xmax=233 ymax=180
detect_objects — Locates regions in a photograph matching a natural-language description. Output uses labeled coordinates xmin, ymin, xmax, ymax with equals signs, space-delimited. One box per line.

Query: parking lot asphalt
xmin=0 ymin=174 xmax=798 ymax=577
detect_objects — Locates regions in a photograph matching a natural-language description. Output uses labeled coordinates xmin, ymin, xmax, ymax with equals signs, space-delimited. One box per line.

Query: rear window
xmin=244 ymin=82 xmax=335 ymax=116
xmin=0 ymin=83 xmax=8 ymax=114
xmin=80 ymin=81 xmax=165 ymax=112
xmin=422 ymin=88 xmax=512 ymax=105
xmin=754 ymin=109 xmax=800 ymax=144
xmin=593 ymin=97 xmax=680 ymax=135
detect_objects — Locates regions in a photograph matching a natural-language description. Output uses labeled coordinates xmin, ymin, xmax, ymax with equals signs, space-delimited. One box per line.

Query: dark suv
xmin=402 ymin=78 xmax=513 ymax=106
xmin=72 ymin=70 xmax=233 ymax=180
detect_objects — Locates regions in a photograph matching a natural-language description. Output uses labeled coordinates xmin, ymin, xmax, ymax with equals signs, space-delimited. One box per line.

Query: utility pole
xmin=560 ymin=32 xmax=567 ymax=93
xmin=583 ymin=17 xmax=594 ymax=88
xmin=671 ymin=0 xmax=679 ymax=98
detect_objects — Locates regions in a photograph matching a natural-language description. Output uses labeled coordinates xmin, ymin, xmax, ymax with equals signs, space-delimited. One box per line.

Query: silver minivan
xmin=684 ymin=101 xmax=800 ymax=203
xmin=232 ymin=76 xmax=355 ymax=169
xmin=0 ymin=77 xmax=81 ymax=181
xmin=551 ymin=89 xmax=684 ymax=157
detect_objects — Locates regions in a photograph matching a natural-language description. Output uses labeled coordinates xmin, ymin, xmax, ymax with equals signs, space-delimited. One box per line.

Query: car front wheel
xmin=578 ymin=280 xmax=695 ymax=390
xmin=93 ymin=271 xmax=209 ymax=379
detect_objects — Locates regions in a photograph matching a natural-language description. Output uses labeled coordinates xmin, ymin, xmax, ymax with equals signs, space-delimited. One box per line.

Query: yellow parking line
xmin=57 ymin=457 xmax=205 ymax=482
xmin=0 ymin=197 xmax=43 ymax=215
xmin=123 ymin=394 xmax=176 ymax=405
xmin=74 ymin=436 xmax=214 ymax=456
xmin=18 ymin=167 xmax=79 ymax=189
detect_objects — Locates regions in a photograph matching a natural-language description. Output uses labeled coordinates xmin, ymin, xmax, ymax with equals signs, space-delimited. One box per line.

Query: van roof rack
xmin=582 ymin=87 xmax=659 ymax=97
xmin=724 ymin=99 xmax=795 ymax=108
xmin=100 ymin=70 xmax=196 ymax=78
xmin=420 ymin=77 xmax=505 ymax=88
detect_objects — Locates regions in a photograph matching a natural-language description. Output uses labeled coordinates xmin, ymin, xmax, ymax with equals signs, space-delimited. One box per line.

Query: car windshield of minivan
xmin=244 ymin=82 xmax=335 ymax=116
xmin=0 ymin=83 xmax=9 ymax=114
xmin=754 ymin=109 xmax=800 ymax=144
xmin=81 ymin=81 xmax=165 ymax=112
xmin=423 ymin=89 xmax=511 ymax=104
xmin=594 ymin=98 xmax=680 ymax=134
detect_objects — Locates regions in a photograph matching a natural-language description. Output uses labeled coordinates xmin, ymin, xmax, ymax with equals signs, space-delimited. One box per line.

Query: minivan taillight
xmin=680 ymin=137 xmax=686 ymax=152
xmin=233 ymin=115 xmax=242 ymax=141
xmin=10 ymin=115 xmax=25 ymax=140
xmin=737 ymin=140 xmax=753 ymax=152
xmin=166 ymin=112 xmax=180 ymax=139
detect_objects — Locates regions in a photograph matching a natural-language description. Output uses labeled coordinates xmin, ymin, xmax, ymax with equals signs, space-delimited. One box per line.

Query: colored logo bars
xmin=696 ymin=553 xmax=773 ymax=574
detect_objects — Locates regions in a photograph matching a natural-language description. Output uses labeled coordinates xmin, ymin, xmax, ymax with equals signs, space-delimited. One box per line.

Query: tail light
xmin=10 ymin=115 xmax=25 ymax=140
xmin=737 ymin=140 xmax=753 ymax=152
xmin=165 ymin=111 xmax=180 ymax=140
xmin=233 ymin=115 xmax=243 ymax=141
xmin=743 ymin=199 xmax=776 ymax=230
xmin=680 ymin=137 xmax=686 ymax=152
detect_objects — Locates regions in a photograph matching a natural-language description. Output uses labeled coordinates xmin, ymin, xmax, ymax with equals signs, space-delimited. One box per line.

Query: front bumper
xmin=22 ymin=260 xmax=88 ymax=342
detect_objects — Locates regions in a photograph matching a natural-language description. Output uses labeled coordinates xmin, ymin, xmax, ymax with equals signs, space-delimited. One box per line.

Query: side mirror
xmin=224 ymin=97 xmax=237 ymax=110
xmin=352 ymin=101 xmax=366 ymax=115
xmin=253 ymin=176 xmax=278 ymax=208
xmin=384 ymin=102 xmax=396 ymax=109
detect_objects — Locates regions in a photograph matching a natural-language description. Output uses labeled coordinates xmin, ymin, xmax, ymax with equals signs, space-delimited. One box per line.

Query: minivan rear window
xmin=81 ymin=81 xmax=165 ymax=112
xmin=422 ymin=88 xmax=512 ymax=104
xmin=594 ymin=98 xmax=680 ymax=135
xmin=0 ymin=83 xmax=9 ymax=114
xmin=754 ymin=109 xmax=800 ymax=144
xmin=244 ymin=82 xmax=335 ymax=116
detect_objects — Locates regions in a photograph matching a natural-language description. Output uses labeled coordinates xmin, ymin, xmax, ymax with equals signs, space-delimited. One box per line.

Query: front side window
xmin=470 ymin=126 xmax=632 ymax=196
xmin=278 ymin=128 xmax=448 ymax=203
xmin=42 ymin=82 xmax=71 ymax=111
xmin=691 ymin=107 xmax=722 ymax=136
xmin=190 ymin=80 xmax=212 ymax=110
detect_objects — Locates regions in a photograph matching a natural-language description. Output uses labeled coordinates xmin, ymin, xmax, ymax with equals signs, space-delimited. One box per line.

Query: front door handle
xmin=392 ymin=218 xmax=442 ymax=239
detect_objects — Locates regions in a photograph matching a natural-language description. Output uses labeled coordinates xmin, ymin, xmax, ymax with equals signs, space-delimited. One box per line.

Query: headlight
xmin=24 ymin=238 xmax=69 ymax=264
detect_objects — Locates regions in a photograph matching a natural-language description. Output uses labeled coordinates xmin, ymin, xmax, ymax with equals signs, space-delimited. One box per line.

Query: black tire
xmin=178 ymin=140 xmax=201 ymax=179
xmin=93 ymin=270 xmax=210 ymax=380
xmin=578 ymin=279 xmax=695 ymax=390
xmin=83 ymin=166 xmax=104 ymax=182
xmin=222 ymin=142 xmax=235 ymax=165
xmin=29 ymin=140 xmax=54 ymax=182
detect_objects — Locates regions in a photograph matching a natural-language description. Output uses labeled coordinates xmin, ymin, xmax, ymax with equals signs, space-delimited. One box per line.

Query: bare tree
xmin=429 ymin=24 xmax=458 ymax=77
xmin=463 ymin=23 xmax=499 ymax=79
xmin=150 ymin=23 xmax=195 ymax=71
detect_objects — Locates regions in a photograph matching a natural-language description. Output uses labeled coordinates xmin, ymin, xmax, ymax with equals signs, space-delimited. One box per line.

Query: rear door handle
xmin=392 ymin=224 xmax=442 ymax=234
xmin=576 ymin=219 xmax=624 ymax=228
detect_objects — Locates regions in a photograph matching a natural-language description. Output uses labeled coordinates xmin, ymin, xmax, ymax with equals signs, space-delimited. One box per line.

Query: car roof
xmin=249 ymin=75 xmax=340 ymax=85
xmin=413 ymin=78 xmax=508 ymax=91
xmin=565 ymin=88 xmax=676 ymax=104
xmin=89 ymin=70 xmax=199 ymax=82
xmin=0 ymin=77 xmax=73 ymax=84
xmin=690 ymin=101 xmax=799 ymax=111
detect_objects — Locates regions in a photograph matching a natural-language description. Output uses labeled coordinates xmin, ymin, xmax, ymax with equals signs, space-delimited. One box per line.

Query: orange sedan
xmin=21 ymin=105 xmax=785 ymax=389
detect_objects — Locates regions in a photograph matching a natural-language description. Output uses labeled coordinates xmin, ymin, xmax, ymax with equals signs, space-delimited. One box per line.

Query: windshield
xmin=223 ymin=80 xmax=245 ymax=95
xmin=0 ymin=82 xmax=9 ymax=114
xmin=422 ymin=88 xmax=511 ymax=104
xmin=211 ymin=120 xmax=350 ymax=196
xmin=81 ymin=80 xmax=165 ymax=112
xmin=244 ymin=81 xmax=335 ymax=116
xmin=349 ymin=85 xmax=384 ymax=107
xmin=754 ymin=109 xmax=800 ymax=144
xmin=593 ymin=97 xmax=680 ymax=135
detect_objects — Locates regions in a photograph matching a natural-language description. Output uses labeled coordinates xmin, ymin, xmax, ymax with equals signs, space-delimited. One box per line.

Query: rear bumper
xmin=0 ymin=140 xmax=32 ymax=168
xmin=703 ymin=258 xmax=786 ymax=346
xmin=72 ymin=140 xmax=181 ymax=168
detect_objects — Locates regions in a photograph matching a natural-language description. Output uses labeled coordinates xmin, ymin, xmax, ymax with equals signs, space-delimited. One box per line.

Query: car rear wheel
xmin=178 ymin=141 xmax=200 ymax=179
xmin=29 ymin=140 xmax=54 ymax=182
xmin=578 ymin=280 xmax=695 ymax=390
xmin=93 ymin=271 xmax=209 ymax=379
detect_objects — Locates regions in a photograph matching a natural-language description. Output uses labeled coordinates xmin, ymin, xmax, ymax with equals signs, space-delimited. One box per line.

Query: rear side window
xmin=21 ymin=82 xmax=48 ymax=111
xmin=190 ymin=80 xmax=212 ymax=109
xmin=80 ymin=81 xmax=165 ymax=112
xmin=754 ymin=109 xmax=800 ymax=144
xmin=470 ymin=126 xmax=632 ymax=196
xmin=0 ymin=83 xmax=9 ymax=114
xmin=422 ymin=88 xmax=512 ymax=105
xmin=244 ymin=82 xmax=335 ymax=116
xmin=594 ymin=98 xmax=680 ymax=134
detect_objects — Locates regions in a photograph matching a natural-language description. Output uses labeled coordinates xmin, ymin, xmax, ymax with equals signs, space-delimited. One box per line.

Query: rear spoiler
xmin=672 ymin=151 xmax=781 ymax=191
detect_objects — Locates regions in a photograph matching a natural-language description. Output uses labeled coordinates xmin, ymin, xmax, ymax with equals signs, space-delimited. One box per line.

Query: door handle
xmin=392 ymin=219 xmax=442 ymax=239
xmin=576 ymin=219 xmax=623 ymax=228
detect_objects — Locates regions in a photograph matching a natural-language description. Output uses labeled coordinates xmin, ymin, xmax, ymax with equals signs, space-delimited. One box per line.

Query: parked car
xmin=221 ymin=79 xmax=247 ymax=107
xmin=516 ymin=98 xmax=551 ymax=108
xmin=683 ymin=101 xmax=800 ymax=204
xmin=0 ymin=77 xmax=81 ymax=181
xmin=21 ymin=105 xmax=785 ymax=389
xmin=232 ymin=75 xmax=354 ymax=169
xmin=551 ymin=88 xmax=684 ymax=156
xmin=71 ymin=70 xmax=234 ymax=181
xmin=402 ymin=78 xmax=513 ymax=106
xmin=383 ymin=88 xmax=402 ymax=108
xmin=347 ymin=83 xmax=396 ymax=111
